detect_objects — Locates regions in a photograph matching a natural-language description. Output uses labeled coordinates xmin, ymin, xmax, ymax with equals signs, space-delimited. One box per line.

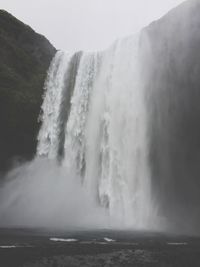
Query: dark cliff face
xmin=0 ymin=10 xmax=56 ymax=171
xmin=142 ymin=0 xmax=200 ymax=233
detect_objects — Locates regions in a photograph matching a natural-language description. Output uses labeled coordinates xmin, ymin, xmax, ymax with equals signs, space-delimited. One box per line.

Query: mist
xmin=0 ymin=159 xmax=108 ymax=229
xmin=142 ymin=0 xmax=200 ymax=235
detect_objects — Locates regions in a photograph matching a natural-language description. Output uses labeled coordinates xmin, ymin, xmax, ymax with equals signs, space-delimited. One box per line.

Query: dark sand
xmin=0 ymin=228 xmax=200 ymax=267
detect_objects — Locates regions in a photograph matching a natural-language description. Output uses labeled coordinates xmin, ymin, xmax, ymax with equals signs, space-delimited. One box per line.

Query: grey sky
xmin=0 ymin=0 xmax=185 ymax=51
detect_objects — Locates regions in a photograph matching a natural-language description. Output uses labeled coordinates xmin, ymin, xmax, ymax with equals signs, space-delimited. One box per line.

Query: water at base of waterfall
xmin=0 ymin=228 xmax=200 ymax=267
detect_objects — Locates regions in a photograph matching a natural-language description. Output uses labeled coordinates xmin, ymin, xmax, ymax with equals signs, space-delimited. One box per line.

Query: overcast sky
xmin=0 ymin=0 xmax=185 ymax=51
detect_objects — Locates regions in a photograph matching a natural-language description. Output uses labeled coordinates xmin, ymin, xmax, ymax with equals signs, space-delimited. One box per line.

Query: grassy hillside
xmin=0 ymin=10 xmax=56 ymax=171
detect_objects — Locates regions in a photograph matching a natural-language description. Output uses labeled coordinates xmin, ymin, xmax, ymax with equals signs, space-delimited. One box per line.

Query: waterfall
xmin=37 ymin=33 xmax=155 ymax=229
xmin=37 ymin=51 xmax=82 ymax=159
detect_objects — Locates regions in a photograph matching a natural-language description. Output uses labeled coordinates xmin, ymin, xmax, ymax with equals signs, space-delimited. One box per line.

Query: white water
xmin=104 ymin=238 xmax=115 ymax=242
xmin=0 ymin=33 xmax=160 ymax=230
xmin=37 ymin=51 xmax=74 ymax=159
xmin=37 ymin=34 xmax=156 ymax=229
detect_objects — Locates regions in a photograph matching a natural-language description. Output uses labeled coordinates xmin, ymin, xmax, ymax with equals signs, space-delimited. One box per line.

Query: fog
xmin=0 ymin=159 xmax=109 ymax=229
xmin=0 ymin=0 xmax=185 ymax=51
xmin=141 ymin=0 xmax=200 ymax=235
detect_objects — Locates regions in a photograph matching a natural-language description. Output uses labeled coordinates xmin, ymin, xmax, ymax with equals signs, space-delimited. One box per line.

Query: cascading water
xmin=0 ymin=31 xmax=161 ymax=230
xmin=37 ymin=51 xmax=82 ymax=159
xmin=36 ymin=33 xmax=156 ymax=229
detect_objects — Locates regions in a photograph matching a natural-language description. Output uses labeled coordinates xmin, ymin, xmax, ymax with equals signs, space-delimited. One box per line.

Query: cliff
xmin=0 ymin=10 xmax=56 ymax=171
xmin=142 ymin=0 xmax=200 ymax=232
